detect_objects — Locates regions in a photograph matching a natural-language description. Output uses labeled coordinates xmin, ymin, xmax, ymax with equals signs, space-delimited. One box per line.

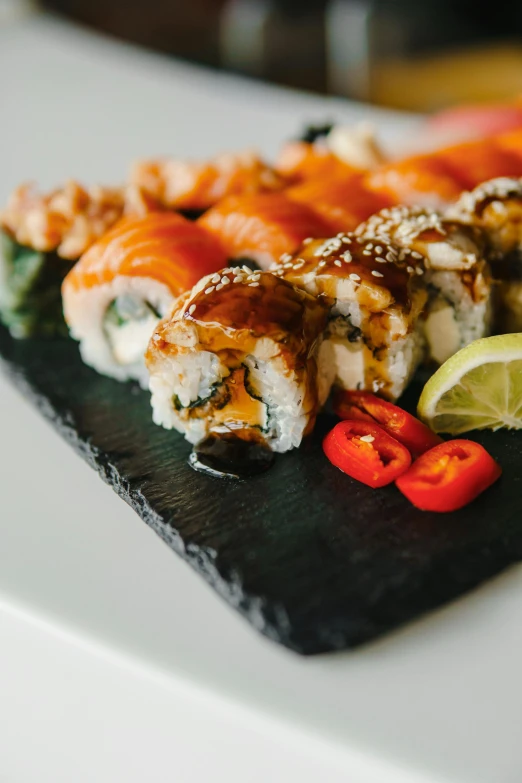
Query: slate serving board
xmin=1 ymin=323 xmax=521 ymax=655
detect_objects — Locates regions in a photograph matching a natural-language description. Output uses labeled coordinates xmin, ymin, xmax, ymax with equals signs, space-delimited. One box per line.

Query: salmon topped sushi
xmin=62 ymin=213 xmax=227 ymax=387
xmin=0 ymin=181 xmax=157 ymax=338
xmin=356 ymin=205 xmax=492 ymax=364
xmin=285 ymin=176 xmax=392 ymax=234
xmin=198 ymin=193 xmax=333 ymax=270
xmin=130 ymin=149 xmax=284 ymax=213
xmin=272 ymin=234 xmax=427 ymax=400
xmin=146 ymin=268 xmax=326 ymax=452
xmin=364 ymin=153 xmax=464 ymax=209
xmin=276 ymin=123 xmax=385 ymax=184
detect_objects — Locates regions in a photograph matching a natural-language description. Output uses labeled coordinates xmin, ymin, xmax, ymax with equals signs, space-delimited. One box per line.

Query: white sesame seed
xmin=233 ymin=276 xmax=243 ymax=283
xmin=221 ymin=276 xmax=230 ymax=285
xmin=362 ymin=249 xmax=371 ymax=255
xmin=411 ymin=251 xmax=423 ymax=260
xmin=374 ymin=245 xmax=383 ymax=253
xmin=204 ymin=286 xmax=215 ymax=295
xmin=342 ymin=250 xmax=352 ymax=262
xmin=371 ymin=270 xmax=384 ymax=278
xmin=334 ymin=259 xmax=342 ymax=267
xmin=215 ymin=283 xmax=224 ymax=291
xmin=283 ymin=262 xmax=293 ymax=269
xmin=375 ymin=257 xmax=387 ymax=263
xmin=416 ymin=267 xmax=424 ymax=275
xmin=242 ymin=265 xmax=252 ymax=273
xmin=211 ymin=274 xmax=220 ymax=284
xmin=280 ymin=253 xmax=292 ymax=263
xmin=188 ymin=304 xmax=196 ymax=314
xmin=349 ymin=273 xmax=361 ymax=281
xmin=406 ymin=266 xmax=414 ymax=274
xmin=251 ymin=273 xmax=261 ymax=280
xmin=302 ymin=237 xmax=313 ymax=245
xmin=318 ymin=260 xmax=326 ymax=267
xmin=359 ymin=434 xmax=375 ymax=443
xmin=248 ymin=282 xmax=259 ymax=287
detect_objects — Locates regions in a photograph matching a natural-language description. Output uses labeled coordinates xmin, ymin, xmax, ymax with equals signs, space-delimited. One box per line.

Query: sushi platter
xmin=3 ymin=114 xmax=522 ymax=654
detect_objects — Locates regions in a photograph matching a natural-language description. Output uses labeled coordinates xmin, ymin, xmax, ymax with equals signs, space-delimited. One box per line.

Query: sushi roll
xmin=356 ymin=206 xmax=492 ymax=365
xmin=62 ymin=213 xmax=226 ymax=387
xmin=0 ymin=181 xmax=157 ymax=338
xmin=272 ymin=234 xmax=428 ymax=401
xmin=364 ymin=152 xmax=463 ymax=209
xmin=276 ymin=123 xmax=385 ymax=184
xmin=447 ymin=177 xmax=522 ymax=332
xmin=130 ymin=150 xmax=284 ymax=214
xmin=198 ymin=193 xmax=332 ymax=270
xmin=285 ymin=175 xmax=392 ymax=234
xmin=145 ymin=267 xmax=327 ymax=452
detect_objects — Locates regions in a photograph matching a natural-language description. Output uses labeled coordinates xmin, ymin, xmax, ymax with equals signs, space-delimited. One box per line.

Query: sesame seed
xmin=375 ymin=257 xmax=386 ymax=263
xmin=362 ymin=249 xmax=371 ymax=255
xmin=359 ymin=434 xmax=375 ymax=443
xmin=211 ymin=274 xmax=220 ymax=284
xmin=411 ymin=251 xmax=423 ymax=260
xmin=416 ymin=267 xmax=424 ymax=275
xmin=302 ymin=237 xmax=313 ymax=245
xmin=221 ymin=276 xmax=230 ymax=285
xmin=188 ymin=304 xmax=196 ymax=315
xmin=233 ymin=276 xmax=243 ymax=283
xmin=318 ymin=260 xmax=326 ymax=267
xmin=204 ymin=286 xmax=215 ymax=295
xmin=283 ymin=262 xmax=293 ymax=269
xmin=342 ymin=250 xmax=352 ymax=262
xmin=251 ymin=273 xmax=261 ymax=280
xmin=248 ymin=282 xmax=259 ymax=287
xmin=334 ymin=259 xmax=342 ymax=267
xmin=371 ymin=270 xmax=384 ymax=278
xmin=406 ymin=266 xmax=414 ymax=274
xmin=349 ymin=273 xmax=361 ymax=281
xmin=280 ymin=253 xmax=292 ymax=263
xmin=215 ymin=283 xmax=224 ymax=291
xmin=374 ymin=245 xmax=383 ymax=253
xmin=242 ymin=265 xmax=252 ymax=273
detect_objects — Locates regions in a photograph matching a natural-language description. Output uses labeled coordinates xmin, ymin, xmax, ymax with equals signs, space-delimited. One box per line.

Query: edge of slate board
xmin=2 ymin=326 xmax=522 ymax=655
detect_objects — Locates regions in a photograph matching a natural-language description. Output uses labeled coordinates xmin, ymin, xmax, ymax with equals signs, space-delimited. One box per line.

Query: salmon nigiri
xmin=130 ymin=150 xmax=284 ymax=213
xmin=62 ymin=212 xmax=227 ymax=387
xmin=198 ymin=193 xmax=334 ymax=269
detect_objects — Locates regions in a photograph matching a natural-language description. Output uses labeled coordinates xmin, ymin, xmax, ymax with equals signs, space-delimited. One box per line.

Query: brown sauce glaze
xmin=189 ymin=432 xmax=275 ymax=479
xmin=274 ymin=234 xmax=417 ymax=312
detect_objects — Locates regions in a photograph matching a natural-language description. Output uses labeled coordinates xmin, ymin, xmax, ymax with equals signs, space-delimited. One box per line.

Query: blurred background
xmin=10 ymin=0 xmax=522 ymax=109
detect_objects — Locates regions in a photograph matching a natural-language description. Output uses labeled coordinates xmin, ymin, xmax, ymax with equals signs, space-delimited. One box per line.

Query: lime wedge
xmin=418 ymin=334 xmax=522 ymax=434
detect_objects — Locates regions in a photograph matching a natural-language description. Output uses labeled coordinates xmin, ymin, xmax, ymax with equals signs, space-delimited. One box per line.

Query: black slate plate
xmin=1 ymin=323 xmax=521 ymax=655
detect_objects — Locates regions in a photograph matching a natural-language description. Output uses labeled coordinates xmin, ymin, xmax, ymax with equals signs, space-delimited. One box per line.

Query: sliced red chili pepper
xmin=323 ymin=420 xmax=411 ymax=488
xmin=334 ymin=390 xmax=443 ymax=456
xmin=395 ymin=439 xmax=501 ymax=512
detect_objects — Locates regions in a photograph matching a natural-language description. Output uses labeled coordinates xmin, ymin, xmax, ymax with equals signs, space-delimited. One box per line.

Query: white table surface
xmin=1 ymin=13 xmax=522 ymax=783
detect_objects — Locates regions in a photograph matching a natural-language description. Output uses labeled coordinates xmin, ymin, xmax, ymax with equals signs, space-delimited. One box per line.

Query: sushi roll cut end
xmin=62 ymin=213 xmax=227 ymax=387
xmin=146 ymin=267 xmax=327 ymax=453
